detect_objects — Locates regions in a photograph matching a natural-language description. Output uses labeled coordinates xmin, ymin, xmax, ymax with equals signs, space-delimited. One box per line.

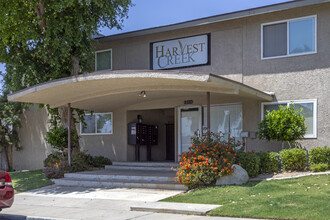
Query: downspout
xmin=68 ymin=103 xmax=71 ymax=167
xmin=206 ymin=92 xmax=211 ymax=139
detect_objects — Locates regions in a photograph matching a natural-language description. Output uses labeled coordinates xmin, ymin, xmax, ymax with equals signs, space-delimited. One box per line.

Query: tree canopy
xmin=0 ymin=0 xmax=133 ymax=169
xmin=0 ymin=0 xmax=132 ymax=91
xmin=258 ymin=104 xmax=307 ymax=144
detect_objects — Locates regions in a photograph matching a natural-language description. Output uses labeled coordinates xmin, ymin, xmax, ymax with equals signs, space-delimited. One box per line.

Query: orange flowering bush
xmin=175 ymin=132 xmax=240 ymax=189
xmin=43 ymin=152 xmax=65 ymax=167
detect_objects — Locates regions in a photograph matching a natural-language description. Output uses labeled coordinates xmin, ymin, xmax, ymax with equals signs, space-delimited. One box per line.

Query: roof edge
xmin=8 ymin=70 xmax=272 ymax=102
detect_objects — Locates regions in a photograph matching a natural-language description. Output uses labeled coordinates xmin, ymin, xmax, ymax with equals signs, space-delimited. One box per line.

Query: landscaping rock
xmin=216 ymin=164 xmax=249 ymax=186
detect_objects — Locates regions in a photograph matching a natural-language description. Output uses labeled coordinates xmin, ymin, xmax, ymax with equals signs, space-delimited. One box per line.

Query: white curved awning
xmin=8 ymin=70 xmax=272 ymax=111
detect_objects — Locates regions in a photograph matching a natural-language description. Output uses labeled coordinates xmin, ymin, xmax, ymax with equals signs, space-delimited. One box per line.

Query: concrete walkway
xmin=0 ymin=185 xmax=256 ymax=220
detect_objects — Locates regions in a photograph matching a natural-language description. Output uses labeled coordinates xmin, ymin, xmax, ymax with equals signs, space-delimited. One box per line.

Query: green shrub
xmin=310 ymin=163 xmax=329 ymax=172
xmin=69 ymin=152 xmax=91 ymax=172
xmin=236 ymin=152 xmax=260 ymax=177
xmin=269 ymin=152 xmax=280 ymax=172
xmin=256 ymin=152 xmax=279 ymax=173
xmin=258 ymin=104 xmax=306 ymax=143
xmin=280 ymin=148 xmax=307 ymax=171
xmin=309 ymin=146 xmax=330 ymax=166
xmin=89 ymin=156 xmax=112 ymax=167
xmin=45 ymin=125 xmax=79 ymax=151
xmin=43 ymin=151 xmax=112 ymax=177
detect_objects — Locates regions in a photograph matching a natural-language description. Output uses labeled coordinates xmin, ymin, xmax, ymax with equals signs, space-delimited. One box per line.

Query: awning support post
xmin=68 ymin=103 xmax=71 ymax=167
xmin=206 ymin=92 xmax=210 ymax=138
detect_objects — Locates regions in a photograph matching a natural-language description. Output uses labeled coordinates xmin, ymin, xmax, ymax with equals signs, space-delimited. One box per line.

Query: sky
xmin=0 ymin=0 xmax=293 ymax=80
xmin=99 ymin=0 xmax=293 ymax=36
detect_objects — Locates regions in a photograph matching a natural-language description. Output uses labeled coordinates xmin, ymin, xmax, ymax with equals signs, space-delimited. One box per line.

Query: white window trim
xmin=261 ymin=99 xmax=317 ymax=139
xmin=261 ymin=15 xmax=317 ymax=60
xmin=95 ymin=49 xmax=113 ymax=72
xmin=80 ymin=112 xmax=113 ymax=135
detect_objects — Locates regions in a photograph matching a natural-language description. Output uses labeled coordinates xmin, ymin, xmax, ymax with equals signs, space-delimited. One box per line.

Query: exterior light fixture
xmin=139 ymin=91 xmax=147 ymax=98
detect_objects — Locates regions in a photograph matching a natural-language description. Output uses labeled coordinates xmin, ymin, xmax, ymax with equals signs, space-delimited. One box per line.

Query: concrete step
xmin=112 ymin=162 xmax=179 ymax=168
xmin=53 ymin=178 xmax=187 ymax=190
xmin=105 ymin=165 xmax=175 ymax=172
xmin=54 ymin=163 xmax=184 ymax=191
xmin=64 ymin=172 xmax=175 ymax=182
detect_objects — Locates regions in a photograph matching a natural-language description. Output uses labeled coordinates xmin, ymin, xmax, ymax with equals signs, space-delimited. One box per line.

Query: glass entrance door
xmin=179 ymin=107 xmax=202 ymax=156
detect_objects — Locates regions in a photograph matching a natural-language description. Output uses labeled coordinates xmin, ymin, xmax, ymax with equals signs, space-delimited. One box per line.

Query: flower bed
xmin=174 ymin=132 xmax=240 ymax=189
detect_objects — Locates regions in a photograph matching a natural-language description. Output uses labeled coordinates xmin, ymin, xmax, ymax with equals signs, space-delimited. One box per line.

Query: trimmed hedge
xmin=236 ymin=152 xmax=260 ymax=177
xmin=256 ymin=152 xmax=279 ymax=173
xmin=235 ymin=147 xmax=329 ymax=176
xmin=89 ymin=156 xmax=112 ymax=167
xmin=279 ymin=148 xmax=307 ymax=171
xmin=309 ymin=146 xmax=330 ymax=166
xmin=311 ymin=163 xmax=328 ymax=172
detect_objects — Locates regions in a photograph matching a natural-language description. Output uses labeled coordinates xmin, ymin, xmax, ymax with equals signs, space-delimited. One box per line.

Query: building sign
xmin=151 ymin=34 xmax=209 ymax=70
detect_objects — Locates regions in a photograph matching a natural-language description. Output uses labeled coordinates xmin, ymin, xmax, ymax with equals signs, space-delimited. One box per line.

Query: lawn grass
xmin=9 ymin=169 xmax=53 ymax=193
xmin=163 ymin=174 xmax=330 ymax=220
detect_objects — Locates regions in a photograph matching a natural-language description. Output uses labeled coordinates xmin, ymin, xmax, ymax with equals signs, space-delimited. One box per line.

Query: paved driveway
xmin=0 ymin=185 xmax=256 ymax=220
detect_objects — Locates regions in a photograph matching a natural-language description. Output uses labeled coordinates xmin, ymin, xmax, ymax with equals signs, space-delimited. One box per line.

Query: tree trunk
xmin=71 ymin=55 xmax=79 ymax=76
xmin=1 ymin=133 xmax=12 ymax=172
xmin=34 ymin=0 xmax=46 ymax=32
xmin=58 ymin=106 xmax=80 ymax=153
xmin=3 ymin=145 xmax=12 ymax=172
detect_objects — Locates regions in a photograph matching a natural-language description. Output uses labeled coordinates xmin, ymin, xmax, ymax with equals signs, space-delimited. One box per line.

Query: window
xmin=261 ymin=100 xmax=317 ymax=138
xmin=80 ymin=113 xmax=113 ymax=135
xmin=95 ymin=49 xmax=112 ymax=71
xmin=262 ymin=15 xmax=316 ymax=59
xmin=203 ymin=104 xmax=242 ymax=141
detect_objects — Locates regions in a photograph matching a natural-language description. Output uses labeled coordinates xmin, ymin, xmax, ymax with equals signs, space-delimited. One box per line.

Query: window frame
xmin=202 ymin=103 xmax=243 ymax=140
xmin=80 ymin=112 xmax=113 ymax=135
xmin=261 ymin=15 xmax=317 ymax=60
xmin=95 ymin=49 xmax=113 ymax=72
xmin=261 ymin=99 xmax=317 ymax=139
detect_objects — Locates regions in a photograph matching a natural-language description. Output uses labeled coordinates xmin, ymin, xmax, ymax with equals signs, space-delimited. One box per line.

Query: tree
xmin=0 ymin=87 xmax=25 ymax=171
xmin=0 ymin=0 xmax=132 ymax=162
xmin=258 ymin=104 xmax=307 ymax=149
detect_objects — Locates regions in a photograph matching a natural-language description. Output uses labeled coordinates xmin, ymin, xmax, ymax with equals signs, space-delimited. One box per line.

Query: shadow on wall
xmin=14 ymin=105 xmax=52 ymax=171
xmin=247 ymin=138 xmax=316 ymax=153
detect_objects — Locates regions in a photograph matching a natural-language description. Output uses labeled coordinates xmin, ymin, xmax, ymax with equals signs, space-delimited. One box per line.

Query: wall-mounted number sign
xmin=151 ymin=34 xmax=209 ymax=70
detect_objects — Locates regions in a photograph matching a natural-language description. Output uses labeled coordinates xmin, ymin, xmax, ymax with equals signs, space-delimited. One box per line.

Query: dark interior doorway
xmin=166 ymin=124 xmax=175 ymax=161
xmin=127 ymin=108 xmax=175 ymax=162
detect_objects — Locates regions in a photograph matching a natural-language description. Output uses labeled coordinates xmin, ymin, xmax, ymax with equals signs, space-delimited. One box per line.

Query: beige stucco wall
xmin=13 ymin=105 xmax=53 ymax=170
xmin=14 ymin=3 xmax=330 ymax=170
xmin=79 ymin=108 xmax=127 ymax=162
xmin=95 ymin=2 xmax=330 ymax=151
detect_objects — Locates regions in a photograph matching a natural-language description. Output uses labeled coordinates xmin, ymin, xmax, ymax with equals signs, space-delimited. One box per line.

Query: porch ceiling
xmin=8 ymin=70 xmax=273 ymax=111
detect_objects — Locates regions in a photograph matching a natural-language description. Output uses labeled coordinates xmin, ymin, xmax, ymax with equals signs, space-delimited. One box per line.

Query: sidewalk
xmin=0 ymin=185 xmax=257 ymax=220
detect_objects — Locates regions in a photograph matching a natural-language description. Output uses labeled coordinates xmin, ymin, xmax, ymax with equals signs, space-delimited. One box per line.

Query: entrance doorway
xmin=178 ymin=106 xmax=202 ymax=156
xmin=127 ymin=108 xmax=175 ymax=162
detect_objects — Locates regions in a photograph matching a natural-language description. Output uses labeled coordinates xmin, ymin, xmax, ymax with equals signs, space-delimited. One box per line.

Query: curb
xmin=249 ymin=171 xmax=330 ymax=181
xmin=265 ymin=171 xmax=330 ymax=181
xmin=0 ymin=214 xmax=73 ymax=220
xmin=130 ymin=202 xmax=221 ymax=216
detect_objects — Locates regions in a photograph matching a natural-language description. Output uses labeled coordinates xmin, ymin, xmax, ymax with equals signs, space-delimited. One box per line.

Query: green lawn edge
xmin=162 ymin=174 xmax=330 ymax=220
xmin=9 ymin=169 xmax=53 ymax=194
